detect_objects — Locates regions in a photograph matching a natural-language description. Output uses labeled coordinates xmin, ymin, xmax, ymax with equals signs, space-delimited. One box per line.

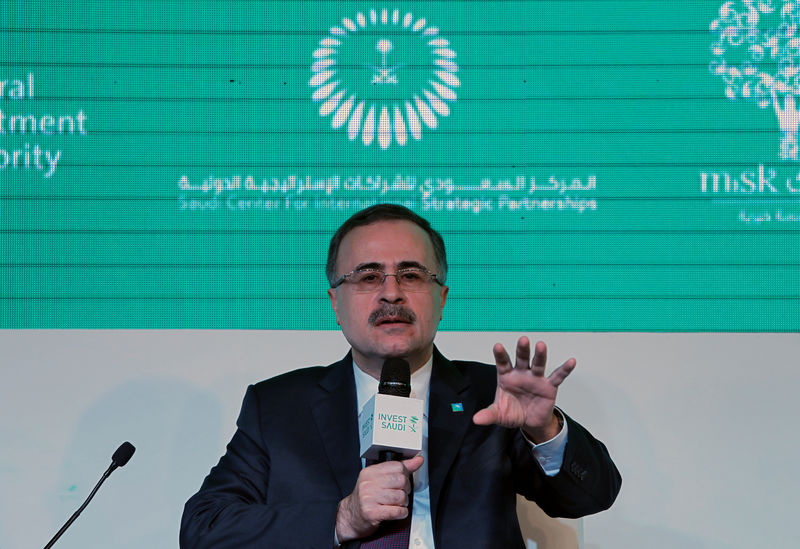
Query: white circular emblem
xmin=309 ymin=8 xmax=460 ymax=149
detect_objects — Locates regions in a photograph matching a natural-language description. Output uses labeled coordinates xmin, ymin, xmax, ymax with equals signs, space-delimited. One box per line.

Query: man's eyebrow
xmin=352 ymin=262 xmax=384 ymax=272
xmin=396 ymin=260 xmax=428 ymax=271
xmin=351 ymin=261 xmax=429 ymax=272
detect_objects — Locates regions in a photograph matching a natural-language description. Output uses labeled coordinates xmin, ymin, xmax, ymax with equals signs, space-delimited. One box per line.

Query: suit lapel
xmin=310 ymin=350 xmax=476 ymax=537
xmin=311 ymin=353 xmax=363 ymax=498
xmin=427 ymin=348 xmax=474 ymax=529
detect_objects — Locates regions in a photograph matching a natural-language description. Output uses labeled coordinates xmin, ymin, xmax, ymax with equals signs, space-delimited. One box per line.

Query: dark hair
xmin=326 ymin=204 xmax=448 ymax=286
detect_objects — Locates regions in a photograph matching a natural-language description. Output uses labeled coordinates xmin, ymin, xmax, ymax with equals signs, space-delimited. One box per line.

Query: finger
xmin=366 ymin=462 xmax=413 ymax=489
xmin=371 ymin=472 xmax=409 ymax=492
xmin=363 ymin=460 xmax=404 ymax=475
xmin=514 ymin=336 xmax=531 ymax=369
xmin=531 ymin=341 xmax=548 ymax=376
xmin=547 ymin=358 xmax=577 ymax=387
xmin=377 ymin=504 xmax=411 ymax=521
xmin=376 ymin=487 xmax=410 ymax=507
xmin=472 ymin=404 xmax=499 ymax=426
xmin=493 ymin=343 xmax=513 ymax=374
xmin=366 ymin=499 xmax=410 ymax=523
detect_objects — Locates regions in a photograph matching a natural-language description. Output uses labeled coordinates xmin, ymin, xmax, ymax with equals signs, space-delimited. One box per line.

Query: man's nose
xmin=378 ymin=273 xmax=406 ymax=302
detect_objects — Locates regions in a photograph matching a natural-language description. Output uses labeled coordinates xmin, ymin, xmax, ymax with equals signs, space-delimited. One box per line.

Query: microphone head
xmin=112 ymin=441 xmax=136 ymax=467
xmin=379 ymin=358 xmax=411 ymax=397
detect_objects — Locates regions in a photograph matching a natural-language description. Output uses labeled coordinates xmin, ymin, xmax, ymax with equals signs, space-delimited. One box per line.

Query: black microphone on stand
xmin=377 ymin=358 xmax=411 ymax=463
xmin=43 ymin=441 xmax=136 ymax=549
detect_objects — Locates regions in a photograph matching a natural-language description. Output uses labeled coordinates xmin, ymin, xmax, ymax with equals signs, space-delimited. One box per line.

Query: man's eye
xmin=400 ymin=271 xmax=425 ymax=282
xmin=358 ymin=272 xmax=381 ymax=283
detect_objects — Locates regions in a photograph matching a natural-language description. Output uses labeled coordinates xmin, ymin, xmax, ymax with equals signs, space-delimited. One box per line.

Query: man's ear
xmin=328 ymin=287 xmax=341 ymax=325
xmin=439 ymin=285 xmax=448 ymax=320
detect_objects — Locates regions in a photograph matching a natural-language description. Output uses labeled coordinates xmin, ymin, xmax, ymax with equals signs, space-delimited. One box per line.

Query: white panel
xmin=1 ymin=331 xmax=798 ymax=549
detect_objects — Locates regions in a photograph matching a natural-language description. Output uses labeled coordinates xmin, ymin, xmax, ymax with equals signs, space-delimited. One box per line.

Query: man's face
xmin=328 ymin=219 xmax=448 ymax=375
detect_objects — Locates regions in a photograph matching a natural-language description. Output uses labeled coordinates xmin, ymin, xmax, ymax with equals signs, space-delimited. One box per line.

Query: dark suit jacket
xmin=180 ymin=348 xmax=621 ymax=548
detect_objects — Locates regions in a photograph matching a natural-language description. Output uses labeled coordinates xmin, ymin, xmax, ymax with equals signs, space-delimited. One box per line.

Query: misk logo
xmin=710 ymin=1 xmax=800 ymax=160
xmin=309 ymin=8 xmax=459 ymax=149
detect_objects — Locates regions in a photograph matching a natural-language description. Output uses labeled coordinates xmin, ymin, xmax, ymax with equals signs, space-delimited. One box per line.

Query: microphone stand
xmin=43 ymin=463 xmax=118 ymax=549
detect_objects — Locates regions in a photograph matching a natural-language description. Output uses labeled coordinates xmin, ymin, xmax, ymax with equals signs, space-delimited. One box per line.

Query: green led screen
xmin=2 ymin=0 xmax=799 ymax=330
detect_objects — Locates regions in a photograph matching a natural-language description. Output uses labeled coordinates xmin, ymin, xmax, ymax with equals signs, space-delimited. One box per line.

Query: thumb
xmin=402 ymin=454 xmax=425 ymax=473
xmin=472 ymin=404 xmax=499 ymax=426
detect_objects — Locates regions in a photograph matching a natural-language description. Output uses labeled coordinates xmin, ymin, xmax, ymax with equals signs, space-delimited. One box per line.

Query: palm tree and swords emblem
xmin=309 ymin=8 xmax=460 ymax=149
xmin=369 ymin=39 xmax=402 ymax=84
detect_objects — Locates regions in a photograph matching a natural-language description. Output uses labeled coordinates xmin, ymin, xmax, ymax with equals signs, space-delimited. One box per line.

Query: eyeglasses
xmin=331 ymin=267 xmax=443 ymax=293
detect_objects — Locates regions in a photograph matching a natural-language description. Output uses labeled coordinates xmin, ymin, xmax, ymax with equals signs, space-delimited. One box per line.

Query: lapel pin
xmin=450 ymin=403 xmax=464 ymax=412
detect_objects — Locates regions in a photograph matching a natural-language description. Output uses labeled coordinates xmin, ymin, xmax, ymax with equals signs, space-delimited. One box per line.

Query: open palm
xmin=473 ymin=337 xmax=575 ymax=442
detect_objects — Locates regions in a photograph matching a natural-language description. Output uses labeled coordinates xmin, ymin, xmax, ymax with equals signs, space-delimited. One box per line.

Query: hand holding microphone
xmin=337 ymin=358 xmax=424 ymax=543
xmin=335 ymin=454 xmax=424 ymax=542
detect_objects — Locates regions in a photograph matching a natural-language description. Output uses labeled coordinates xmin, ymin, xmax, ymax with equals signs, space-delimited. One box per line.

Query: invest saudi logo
xmin=309 ymin=8 xmax=460 ymax=149
xmin=710 ymin=0 xmax=800 ymax=160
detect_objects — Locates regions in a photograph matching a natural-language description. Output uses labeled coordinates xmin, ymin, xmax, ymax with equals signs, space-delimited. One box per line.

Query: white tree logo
xmin=309 ymin=8 xmax=459 ymax=149
xmin=710 ymin=0 xmax=800 ymax=159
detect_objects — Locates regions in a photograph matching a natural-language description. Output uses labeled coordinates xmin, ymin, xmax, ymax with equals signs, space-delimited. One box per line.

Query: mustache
xmin=368 ymin=304 xmax=417 ymax=325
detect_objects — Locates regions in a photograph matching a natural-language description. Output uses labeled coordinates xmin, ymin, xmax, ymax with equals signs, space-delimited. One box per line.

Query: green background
xmin=2 ymin=0 xmax=798 ymax=330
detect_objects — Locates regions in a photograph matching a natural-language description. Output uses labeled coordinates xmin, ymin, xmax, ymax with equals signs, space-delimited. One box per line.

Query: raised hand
xmin=472 ymin=337 xmax=575 ymax=442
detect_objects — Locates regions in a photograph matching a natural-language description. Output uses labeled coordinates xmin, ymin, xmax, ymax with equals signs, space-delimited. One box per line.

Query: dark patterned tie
xmin=360 ymin=459 xmax=413 ymax=549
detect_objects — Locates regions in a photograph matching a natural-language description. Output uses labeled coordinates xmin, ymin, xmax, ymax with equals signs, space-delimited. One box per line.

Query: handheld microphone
xmin=359 ymin=359 xmax=423 ymax=462
xmin=43 ymin=442 xmax=136 ymax=549
xmin=379 ymin=358 xmax=411 ymax=398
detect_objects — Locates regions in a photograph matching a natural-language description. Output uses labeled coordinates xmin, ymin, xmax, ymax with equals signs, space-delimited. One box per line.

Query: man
xmin=180 ymin=204 xmax=621 ymax=548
